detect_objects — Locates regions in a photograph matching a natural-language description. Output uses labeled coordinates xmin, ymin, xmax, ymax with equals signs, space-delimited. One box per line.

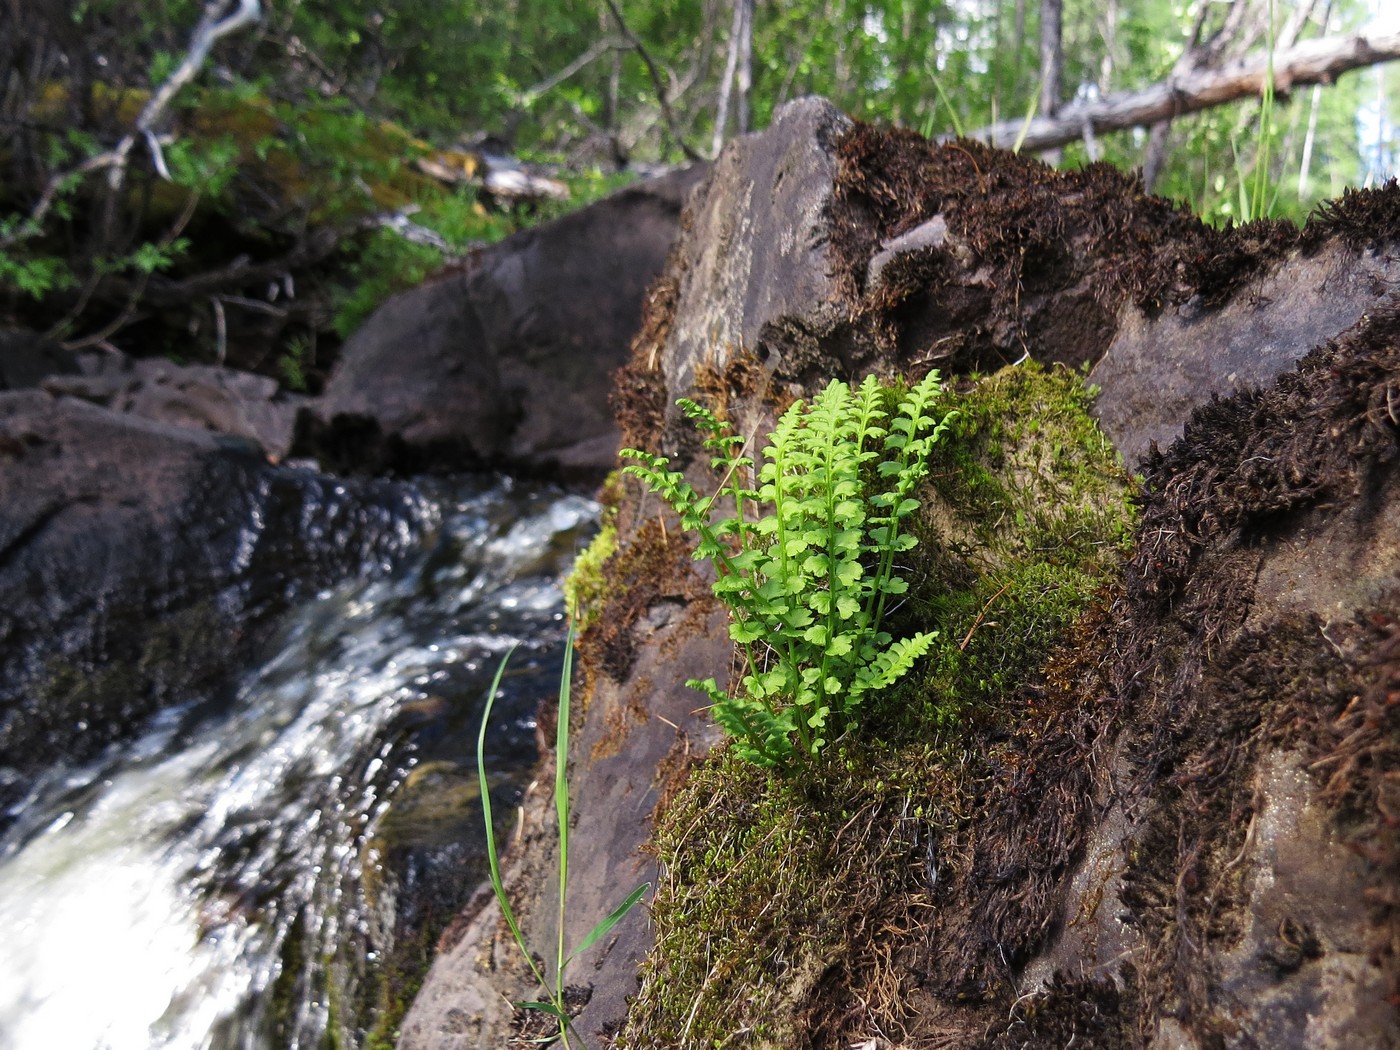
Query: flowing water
xmin=0 ymin=478 xmax=597 ymax=1050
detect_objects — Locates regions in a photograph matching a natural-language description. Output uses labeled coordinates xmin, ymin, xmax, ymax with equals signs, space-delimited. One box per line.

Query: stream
xmin=0 ymin=477 xmax=597 ymax=1050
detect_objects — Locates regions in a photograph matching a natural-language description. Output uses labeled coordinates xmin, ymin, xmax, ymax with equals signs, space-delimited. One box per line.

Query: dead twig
xmin=599 ymin=0 xmax=702 ymax=162
xmin=1 ymin=0 xmax=261 ymax=251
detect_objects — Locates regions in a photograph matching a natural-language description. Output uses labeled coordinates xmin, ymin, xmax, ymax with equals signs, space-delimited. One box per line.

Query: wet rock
xmin=0 ymin=390 xmax=433 ymax=814
xmin=300 ymin=166 xmax=707 ymax=481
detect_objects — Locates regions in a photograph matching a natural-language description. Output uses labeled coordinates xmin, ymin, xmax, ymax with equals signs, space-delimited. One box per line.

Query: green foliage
xmin=563 ymin=521 xmax=619 ymax=634
xmin=329 ymin=187 xmax=518 ymax=339
xmin=621 ymin=373 xmax=957 ymax=768
xmin=0 ymin=246 xmax=73 ymax=300
xmin=621 ymin=363 xmax=1138 ymax=1046
xmin=331 ymin=230 xmax=442 ymax=340
xmin=477 ymin=633 xmax=648 ymax=1049
xmin=278 ymin=334 xmax=313 ymax=392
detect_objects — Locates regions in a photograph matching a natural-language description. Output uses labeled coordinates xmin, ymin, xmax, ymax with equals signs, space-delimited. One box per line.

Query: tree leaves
xmin=622 ymin=371 xmax=956 ymax=768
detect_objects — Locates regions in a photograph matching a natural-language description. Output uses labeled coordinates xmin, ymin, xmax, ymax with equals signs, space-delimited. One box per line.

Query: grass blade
xmin=477 ymin=644 xmax=550 ymax=994
xmin=516 ymin=1000 xmax=572 ymax=1019
xmin=555 ymin=623 xmax=575 ymax=994
xmin=567 ymin=882 xmax=650 ymax=964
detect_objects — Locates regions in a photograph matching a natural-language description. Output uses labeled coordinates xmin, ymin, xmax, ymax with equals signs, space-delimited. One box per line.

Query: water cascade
xmin=0 ymin=479 xmax=596 ymax=1050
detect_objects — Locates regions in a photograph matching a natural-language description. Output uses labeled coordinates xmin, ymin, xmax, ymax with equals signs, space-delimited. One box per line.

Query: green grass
xmin=478 ymin=629 xmax=648 ymax=1049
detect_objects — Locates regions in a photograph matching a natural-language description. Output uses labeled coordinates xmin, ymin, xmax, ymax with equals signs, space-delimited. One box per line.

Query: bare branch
xmin=599 ymin=0 xmax=703 ymax=162
xmin=521 ymin=36 xmax=629 ymax=104
xmin=0 ymin=0 xmax=260 ymax=250
xmin=966 ymin=28 xmax=1400 ymax=153
xmin=112 ymin=0 xmax=263 ymax=183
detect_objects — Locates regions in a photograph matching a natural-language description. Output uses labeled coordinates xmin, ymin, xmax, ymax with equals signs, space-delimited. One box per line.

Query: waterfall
xmin=0 ymin=479 xmax=597 ymax=1050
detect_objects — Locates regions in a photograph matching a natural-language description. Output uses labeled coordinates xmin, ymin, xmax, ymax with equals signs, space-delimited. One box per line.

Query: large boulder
xmin=398 ymin=99 xmax=1400 ymax=1050
xmin=0 ymin=390 xmax=433 ymax=815
xmin=300 ymin=166 xmax=707 ymax=480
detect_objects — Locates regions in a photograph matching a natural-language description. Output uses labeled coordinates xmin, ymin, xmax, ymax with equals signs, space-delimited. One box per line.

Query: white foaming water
xmin=0 ymin=487 xmax=597 ymax=1050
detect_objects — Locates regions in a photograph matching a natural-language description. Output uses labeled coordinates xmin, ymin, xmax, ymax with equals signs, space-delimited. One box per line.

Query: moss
xmin=1301 ymin=179 xmax=1400 ymax=252
xmin=619 ymin=361 xmax=1137 ymax=1047
xmin=574 ymin=515 xmax=699 ymax=691
xmin=826 ymin=122 xmax=1318 ymax=379
xmin=563 ymin=519 xmax=619 ymax=631
xmin=902 ymin=362 xmax=1136 ymax=719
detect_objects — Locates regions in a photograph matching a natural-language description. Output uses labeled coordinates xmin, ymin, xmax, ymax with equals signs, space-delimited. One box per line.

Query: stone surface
xmin=42 ymin=350 xmax=305 ymax=461
xmin=658 ymin=97 xmax=855 ymax=394
xmin=0 ymin=327 xmax=77 ymax=390
xmin=865 ymin=214 xmax=949 ymax=289
xmin=302 ymin=166 xmax=707 ymax=479
xmin=1091 ymin=242 xmax=1400 ymax=467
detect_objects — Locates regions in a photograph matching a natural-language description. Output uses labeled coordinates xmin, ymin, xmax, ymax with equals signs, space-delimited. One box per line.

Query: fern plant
xmin=621 ymin=372 xmax=956 ymax=768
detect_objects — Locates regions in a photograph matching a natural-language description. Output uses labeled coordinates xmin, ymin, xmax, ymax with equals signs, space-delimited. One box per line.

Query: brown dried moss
xmin=827 ymin=124 xmax=1330 ymax=378
xmin=1302 ymin=178 xmax=1400 ymax=252
xmin=612 ymin=272 xmax=680 ymax=455
xmin=1066 ymin=297 xmax=1400 ymax=1045
xmin=575 ymin=516 xmax=695 ymax=689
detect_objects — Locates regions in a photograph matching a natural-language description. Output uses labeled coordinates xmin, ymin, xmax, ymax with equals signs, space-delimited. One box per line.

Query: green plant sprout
xmin=621 ymin=372 xmax=957 ymax=768
xmin=477 ymin=629 xmax=649 ymax=1049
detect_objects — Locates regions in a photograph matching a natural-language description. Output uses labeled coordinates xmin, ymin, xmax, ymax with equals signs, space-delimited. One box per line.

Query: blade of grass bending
xmin=516 ymin=1001 xmax=572 ymax=1019
xmin=566 ymin=881 xmax=651 ymax=965
xmin=477 ymin=644 xmax=550 ymax=994
xmin=1012 ymin=71 xmax=1043 ymax=154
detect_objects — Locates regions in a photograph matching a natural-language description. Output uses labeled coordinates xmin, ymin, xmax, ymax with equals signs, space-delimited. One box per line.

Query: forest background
xmin=1 ymin=0 xmax=1398 ymax=392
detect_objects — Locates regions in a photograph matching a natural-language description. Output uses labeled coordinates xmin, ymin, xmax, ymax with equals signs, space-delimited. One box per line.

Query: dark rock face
xmin=0 ymin=327 xmax=77 ymax=390
xmin=301 ymin=166 xmax=707 ymax=480
xmin=0 ymin=391 xmax=433 ymax=811
xmin=399 ymin=101 xmax=1400 ymax=1049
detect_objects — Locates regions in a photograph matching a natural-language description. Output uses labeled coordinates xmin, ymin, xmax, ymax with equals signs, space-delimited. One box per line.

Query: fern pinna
xmin=621 ymin=372 xmax=957 ymax=768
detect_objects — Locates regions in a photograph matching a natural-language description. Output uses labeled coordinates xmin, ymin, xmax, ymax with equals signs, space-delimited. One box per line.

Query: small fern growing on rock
xmin=621 ymin=372 xmax=956 ymax=767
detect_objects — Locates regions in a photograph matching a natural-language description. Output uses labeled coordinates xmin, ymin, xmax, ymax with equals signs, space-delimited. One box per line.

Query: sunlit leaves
xmin=622 ymin=371 xmax=957 ymax=769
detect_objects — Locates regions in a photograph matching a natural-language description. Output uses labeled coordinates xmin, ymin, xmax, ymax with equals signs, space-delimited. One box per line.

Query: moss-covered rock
xmin=620 ymin=361 xmax=1136 ymax=1047
xmin=400 ymin=97 xmax=1400 ymax=1050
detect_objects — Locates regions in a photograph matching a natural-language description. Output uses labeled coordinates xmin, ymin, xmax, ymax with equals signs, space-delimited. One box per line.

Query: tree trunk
xmin=1038 ymin=0 xmax=1063 ymax=164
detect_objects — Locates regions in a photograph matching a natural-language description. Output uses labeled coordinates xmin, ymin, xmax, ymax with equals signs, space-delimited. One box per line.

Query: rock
xmin=399 ymin=103 xmax=1400 ymax=1049
xmin=300 ymin=166 xmax=708 ymax=480
xmin=397 ymin=579 xmax=728 ymax=1048
xmin=656 ymin=97 xmax=855 ymax=394
xmin=1005 ymin=306 xmax=1400 ymax=1048
xmin=41 ymin=350 xmax=305 ymax=461
xmin=1090 ymin=240 xmax=1400 ymax=466
xmin=865 ymin=213 xmax=949 ymax=289
xmin=0 ymin=391 xmax=434 ymax=815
